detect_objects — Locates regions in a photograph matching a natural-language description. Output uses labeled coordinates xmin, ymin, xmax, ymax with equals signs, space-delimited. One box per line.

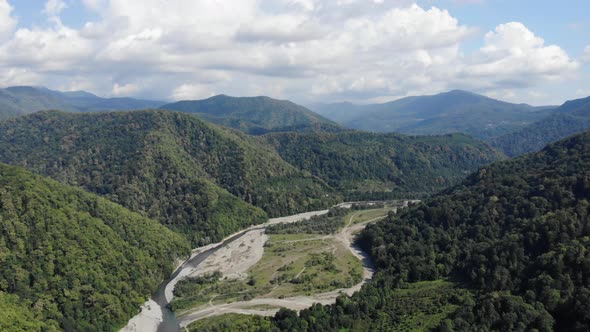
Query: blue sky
xmin=0 ymin=0 xmax=589 ymax=105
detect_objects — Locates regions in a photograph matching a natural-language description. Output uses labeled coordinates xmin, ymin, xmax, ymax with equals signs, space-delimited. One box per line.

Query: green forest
xmin=192 ymin=130 xmax=590 ymax=331
xmin=263 ymin=131 xmax=502 ymax=199
xmin=0 ymin=110 xmax=501 ymax=245
xmin=160 ymin=94 xmax=341 ymax=135
xmin=0 ymin=110 xmax=340 ymax=245
xmin=0 ymin=163 xmax=190 ymax=331
xmin=491 ymin=96 xmax=590 ymax=156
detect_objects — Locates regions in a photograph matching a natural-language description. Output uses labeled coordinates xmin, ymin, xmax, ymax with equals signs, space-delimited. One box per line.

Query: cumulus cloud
xmin=0 ymin=0 xmax=16 ymax=39
xmin=0 ymin=1 xmax=581 ymax=103
xmin=460 ymin=22 xmax=578 ymax=87
xmin=112 ymin=83 xmax=140 ymax=96
xmin=171 ymin=84 xmax=215 ymax=100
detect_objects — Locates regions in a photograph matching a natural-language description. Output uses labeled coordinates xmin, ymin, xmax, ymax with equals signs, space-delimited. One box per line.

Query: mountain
xmin=491 ymin=95 xmax=590 ymax=156
xmin=0 ymin=110 xmax=338 ymax=244
xmin=0 ymin=163 xmax=190 ymax=331
xmin=0 ymin=86 xmax=165 ymax=119
xmin=160 ymin=94 xmax=343 ymax=134
xmin=239 ymin=130 xmax=590 ymax=331
xmin=262 ymin=131 xmax=504 ymax=199
xmin=311 ymin=90 xmax=554 ymax=139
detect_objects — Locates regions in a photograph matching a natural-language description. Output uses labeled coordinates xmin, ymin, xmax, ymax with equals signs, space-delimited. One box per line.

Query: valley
xmin=1 ymin=1 xmax=589 ymax=330
xmin=121 ymin=202 xmax=406 ymax=332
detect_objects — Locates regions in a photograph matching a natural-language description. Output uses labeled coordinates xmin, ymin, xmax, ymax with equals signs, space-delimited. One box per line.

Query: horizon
xmin=0 ymin=1 xmax=588 ymax=105
xmin=1 ymin=84 xmax=569 ymax=107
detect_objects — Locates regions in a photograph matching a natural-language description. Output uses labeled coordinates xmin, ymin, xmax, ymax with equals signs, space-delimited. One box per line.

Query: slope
xmin=311 ymin=90 xmax=553 ymax=139
xmin=0 ymin=86 xmax=164 ymax=120
xmin=0 ymin=110 xmax=338 ymax=244
xmin=0 ymin=163 xmax=190 ymax=331
xmin=262 ymin=131 xmax=503 ymax=199
xmin=160 ymin=94 xmax=342 ymax=134
xmin=262 ymin=130 xmax=590 ymax=331
xmin=491 ymin=95 xmax=590 ymax=156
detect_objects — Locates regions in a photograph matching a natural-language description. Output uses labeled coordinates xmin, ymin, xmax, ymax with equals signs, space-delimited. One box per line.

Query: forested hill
xmin=262 ymin=130 xmax=590 ymax=331
xmin=0 ymin=163 xmax=190 ymax=331
xmin=310 ymin=90 xmax=553 ymax=140
xmin=0 ymin=86 xmax=164 ymax=120
xmin=0 ymin=110 xmax=338 ymax=245
xmin=262 ymin=131 xmax=504 ymax=199
xmin=491 ymin=95 xmax=590 ymax=156
xmin=160 ymin=94 xmax=342 ymax=134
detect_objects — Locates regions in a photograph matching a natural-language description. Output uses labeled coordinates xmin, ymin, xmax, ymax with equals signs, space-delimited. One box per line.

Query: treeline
xmin=0 ymin=163 xmax=190 ymax=331
xmin=266 ymin=207 xmax=349 ymax=235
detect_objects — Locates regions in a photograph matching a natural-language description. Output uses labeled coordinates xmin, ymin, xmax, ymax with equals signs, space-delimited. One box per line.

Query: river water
xmin=154 ymin=229 xmax=257 ymax=332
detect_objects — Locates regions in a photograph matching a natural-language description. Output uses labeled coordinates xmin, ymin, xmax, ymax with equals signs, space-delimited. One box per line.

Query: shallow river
xmin=121 ymin=201 xmax=402 ymax=332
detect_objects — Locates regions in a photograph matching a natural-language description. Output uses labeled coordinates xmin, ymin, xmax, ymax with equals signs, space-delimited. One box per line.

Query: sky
xmin=0 ymin=0 xmax=588 ymax=105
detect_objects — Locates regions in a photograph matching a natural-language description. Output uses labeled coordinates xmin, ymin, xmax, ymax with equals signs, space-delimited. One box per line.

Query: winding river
xmin=121 ymin=202 xmax=407 ymax=332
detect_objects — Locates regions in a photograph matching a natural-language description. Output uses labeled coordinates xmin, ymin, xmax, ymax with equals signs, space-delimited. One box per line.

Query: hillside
xmin=259 ymin=130 xmax=590 ymax=331
xmin=0 ymin=163 xmax=190 ymax=331
xmin=0 ymin=111 xmax=338 ymax=244
xmin=311 ymin=90 xmax=553 ymax=139
xmin=262 ymin=131 xmax=504 ymax=199
xmin=160 ymin=94 xmax=342 ymax=134
xmin=491 ymin=95 xmax=590 ymax=156
xmin=0 ymin=86 xmax=164 ymax=120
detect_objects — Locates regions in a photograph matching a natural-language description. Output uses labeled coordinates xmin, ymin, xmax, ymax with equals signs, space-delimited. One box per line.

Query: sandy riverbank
xmin=177 ymin=210 xmax=391 ymax=328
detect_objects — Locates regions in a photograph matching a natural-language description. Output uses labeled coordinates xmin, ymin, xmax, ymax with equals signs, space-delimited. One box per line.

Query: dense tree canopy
xmin=0 ymin=163 xmax=190 ymax=331
xmin=491 ymin=95 xmax=590 ymax=156
xmin=203 ymin=131 xmax=590 ymax=331
xmin=263 ymin=131 xmax=503 ymax=199
xmin=0 ymin=110 xmax=341 ymax=244
xmin=160 ymin=94 xmax=341 ymax=135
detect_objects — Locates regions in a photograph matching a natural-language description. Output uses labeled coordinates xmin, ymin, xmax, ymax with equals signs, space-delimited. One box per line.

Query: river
xmin=120 ymin=201 xmax=409 ymax=332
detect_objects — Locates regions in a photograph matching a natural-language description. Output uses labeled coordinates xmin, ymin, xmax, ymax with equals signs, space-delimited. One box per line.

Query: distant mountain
xmin=0 ymin=86 xmax=165 ymax=119
xmin=491 ymin=95 xmax=590 ymax=156
xmin=0 ymin=163 xmax=189 ymax=331
xmin=0 ymin=110 xmax=338 ymax=244
xmin=311 ymin=90 xmax=554 ymax=139
xmin=160 ymin=94 xmax=343 ymax=134
xmin=263 ymin=131 xmax=504 ymax=199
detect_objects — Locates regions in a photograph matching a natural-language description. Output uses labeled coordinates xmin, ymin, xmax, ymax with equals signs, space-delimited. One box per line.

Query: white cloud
xmin=0 ymin=1 xmax=581 ymax=104
xmin=43 ymin=0 xmax=67 ymax=17
xmin=582 ymin=45 xmax=590 ymax=63
xmin=171 ymin=84 xmax=215 ymax=100
xmin=0 ymin=0 xmax=16 ymax=39
xmin=0 ymin=24 xmax=94 ymax=72
xmin=0 ymin=68 xmax=40 ymax=87
xmin=112 ymin=83 xmax=140 ymax=96
xmin=456 ymin=22 xmax=578 ymax=91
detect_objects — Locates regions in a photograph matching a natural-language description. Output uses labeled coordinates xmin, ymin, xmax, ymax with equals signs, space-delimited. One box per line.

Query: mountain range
xmin=311 ymin=90 xmax=555 ymax=140
xmin=0 ymin=86 xmax=165 ymax=120
xmin=160 ymin=94 xmax=342 ymax=134
xmin=2 ymin=84 xmax=590 ymax=331
xmin=4 ymin=86 xmax=590 ymax=159
xmin=491 ymin=95 xmax=590 ymax=156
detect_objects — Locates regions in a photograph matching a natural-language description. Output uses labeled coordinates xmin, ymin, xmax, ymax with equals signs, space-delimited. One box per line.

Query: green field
xmin=174 ymin=206 xmax=394 ymax=316
xmin=344 ymin=207 xmax=397 ymax=225
xmin=188 ymin=279 xmax=467 ymax=332
xmin=172 ymin=233 xmax=363 ymax=312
